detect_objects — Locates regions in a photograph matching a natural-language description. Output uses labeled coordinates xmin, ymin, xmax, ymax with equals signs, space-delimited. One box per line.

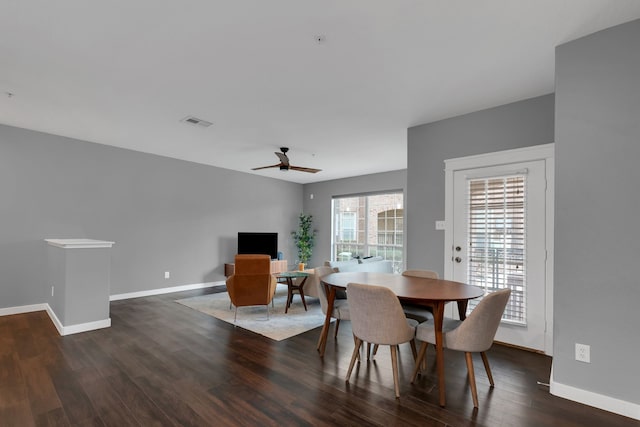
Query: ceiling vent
xmin=180 ymin=116 xmax=213 ymax=128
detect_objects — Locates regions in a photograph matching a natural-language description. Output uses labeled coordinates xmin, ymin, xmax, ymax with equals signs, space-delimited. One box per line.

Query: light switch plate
xmin=435 ymin=220 xmax=445 ymax=230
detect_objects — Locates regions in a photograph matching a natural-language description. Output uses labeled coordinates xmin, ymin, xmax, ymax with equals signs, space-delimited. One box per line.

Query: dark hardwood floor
xmin=0 ymin=286 xmax=637 ymax=426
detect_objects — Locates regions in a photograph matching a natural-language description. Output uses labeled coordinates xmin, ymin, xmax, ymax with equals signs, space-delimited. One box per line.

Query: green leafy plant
xmin=291 ymin=213 xmax=316 ymax=265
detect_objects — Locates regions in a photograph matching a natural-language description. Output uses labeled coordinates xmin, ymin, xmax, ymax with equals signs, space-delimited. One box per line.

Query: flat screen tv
xmin=237 ymin=232 xmax=278 ymax=260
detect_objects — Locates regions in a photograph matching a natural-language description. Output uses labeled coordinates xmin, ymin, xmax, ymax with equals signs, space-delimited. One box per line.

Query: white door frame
xmin=444 ymin=143 xmax=554 ymax=355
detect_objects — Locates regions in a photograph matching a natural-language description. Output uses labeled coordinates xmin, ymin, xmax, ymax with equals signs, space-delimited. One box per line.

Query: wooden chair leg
xmin=409 ymin=339 xmax=418 ymax=360
xmin=334 ymin=319 xmax=341 ymax=338
xmin=346 ymin=338 xmax=363 ymax=382
xmin=390 ymin=345 xmax=400 ymax=398
xmin=316 ymin=328 xmax=323 ymax=350
xmin=373 ymin=344 xmax=379 ymax=355
xmin=465 ymin=352 xmax=479 ymax=408
xmin=411 ymin=342 xmax=428 ymax=383
xmin=480 ymin=352 xmax=494 ymax=387
xmin=366 ymin=342 xmax=371 ymax=361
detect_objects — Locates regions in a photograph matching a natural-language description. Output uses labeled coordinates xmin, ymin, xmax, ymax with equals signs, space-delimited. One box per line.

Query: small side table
xmin=277 ymin=271 xmax=310 ymax=313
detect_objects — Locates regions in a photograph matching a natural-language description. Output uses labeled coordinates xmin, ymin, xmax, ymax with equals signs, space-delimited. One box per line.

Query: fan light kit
xmin=252 ymin=147 xmax=321 ymax=174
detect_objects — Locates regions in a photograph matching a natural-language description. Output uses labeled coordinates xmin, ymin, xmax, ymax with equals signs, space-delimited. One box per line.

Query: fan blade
xmin=252 ymin=163 xmax=282 ymax=171
xmin=275 ymin=152 xmax=290 ymax=165
xmin=289 ymin=165 xmax=322 ymax=173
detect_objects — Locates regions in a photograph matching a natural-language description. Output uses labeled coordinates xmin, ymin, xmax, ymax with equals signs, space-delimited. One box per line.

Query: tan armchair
xmin=226 ymin=254 xmax=277 ymax=321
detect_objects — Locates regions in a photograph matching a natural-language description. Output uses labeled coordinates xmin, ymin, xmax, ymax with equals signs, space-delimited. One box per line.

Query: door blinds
xmin=467 ymin=175 xmax=526 ymax=325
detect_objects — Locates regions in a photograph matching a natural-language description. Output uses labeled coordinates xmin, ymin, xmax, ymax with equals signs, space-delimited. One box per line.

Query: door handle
xmin=455 ymin=257 xmax=462 ymax=263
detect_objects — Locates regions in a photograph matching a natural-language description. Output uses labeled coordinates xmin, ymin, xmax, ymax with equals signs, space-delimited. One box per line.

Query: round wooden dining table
xmin=318 ymin=271 xmax=484 ymax=407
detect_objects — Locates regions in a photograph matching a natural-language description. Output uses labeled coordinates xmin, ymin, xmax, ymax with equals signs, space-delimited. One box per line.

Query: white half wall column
xmin=44 ymin=238 xmax=115 ymax=335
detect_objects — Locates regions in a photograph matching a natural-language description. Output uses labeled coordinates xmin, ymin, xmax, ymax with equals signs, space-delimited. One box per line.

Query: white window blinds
xmin=467 ymin=175 xmax=526 ymax=325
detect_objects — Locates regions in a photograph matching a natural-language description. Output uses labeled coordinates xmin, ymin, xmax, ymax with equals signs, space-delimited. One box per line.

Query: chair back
xmin=347 ymin=282 xmax=415 ymax=345
xmin=446 ymin=288 xmax=511 ymax=352
xmin=402 ymin=269 xmax=438 ymax=279
xmin=314 ymin=266 xmax=337 ymax=314
xmin=235 ymin=254 xmax=271 ymax=275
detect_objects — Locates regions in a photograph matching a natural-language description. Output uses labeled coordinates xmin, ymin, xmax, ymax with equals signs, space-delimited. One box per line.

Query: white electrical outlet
xmin=435 ymin=220 xmax=445 ymax=230
xmin=575 ymin=343 xmax=590 ymax=363
xmin=164 ymin=271 xmax=170 ymax=279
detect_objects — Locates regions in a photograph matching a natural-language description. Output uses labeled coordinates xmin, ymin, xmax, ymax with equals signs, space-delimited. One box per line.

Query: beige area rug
xmin=176 ymin=285 xmax=330 ymax=341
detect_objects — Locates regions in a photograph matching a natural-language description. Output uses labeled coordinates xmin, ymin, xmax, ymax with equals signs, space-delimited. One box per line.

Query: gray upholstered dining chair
xmin=411 ymin=288 xmax=511 ymax=407
xmin=345 ymin=282 xmax=418 ymax=398
xmin=366 ymin=269 xmax=439 ymax=360
xmin=400 ymin=269 xmax=439 ymax=323
xmin=367 ymin=269 xmax=438 ymax=359
xmin=314 ymin=266 xmax=350 ymax=350
xmin=367 ymin=270 xmax=438 ymax=362
xmin=402 ymin=269 xmax=439 ymax=279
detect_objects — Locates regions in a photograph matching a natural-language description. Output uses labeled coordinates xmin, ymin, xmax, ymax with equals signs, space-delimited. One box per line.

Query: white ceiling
xmin=2 ymin=1 xmax=640 ymax=184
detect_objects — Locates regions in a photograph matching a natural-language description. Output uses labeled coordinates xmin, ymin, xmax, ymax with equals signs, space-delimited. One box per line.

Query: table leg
xmin=457 ymin=300 xmax=469 ymax=320
xmin=433 ymin=302 xmax=447 ymax=407
xmin=317 ymin=284 xmax=336 ymax=357
xmin=299 ymin=276 xmax=308 ymax=311
xmin=285 ymin=278 xmax=293 ymax=314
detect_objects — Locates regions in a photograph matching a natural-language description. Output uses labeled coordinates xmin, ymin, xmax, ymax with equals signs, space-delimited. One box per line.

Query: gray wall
xmin=0 ymin=124 xmax=302 ymax=309
xmin=554 ymin=19 xmax=640 ymax=402
xmin=406 ymin=94 xmax=555 ymax=275
xmin=302 ymin=170 xmax=407 ymax=268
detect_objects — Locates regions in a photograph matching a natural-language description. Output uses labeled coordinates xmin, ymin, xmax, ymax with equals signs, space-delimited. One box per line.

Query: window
xmin=466 ymin=175 xmax=526 ymax=324
xmin=377 ymin=208 xmax=403 ymax=246
xmin=331 ymin=192 xmax=404 ymax=272
xmin=339 ymin=212 xmax=357 ymax=242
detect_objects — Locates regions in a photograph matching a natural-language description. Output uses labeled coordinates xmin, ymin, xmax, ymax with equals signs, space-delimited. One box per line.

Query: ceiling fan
xmin=252 ymin=147 xmax=321 ymax=173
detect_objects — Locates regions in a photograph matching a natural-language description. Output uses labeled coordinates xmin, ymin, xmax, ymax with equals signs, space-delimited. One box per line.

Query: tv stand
xmin=224 ymin=259 xmax=288 ymax=277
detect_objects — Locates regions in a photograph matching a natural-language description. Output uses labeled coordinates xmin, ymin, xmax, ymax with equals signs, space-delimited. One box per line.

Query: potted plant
xmin=292 ymin=213 xmax=316 ymax=270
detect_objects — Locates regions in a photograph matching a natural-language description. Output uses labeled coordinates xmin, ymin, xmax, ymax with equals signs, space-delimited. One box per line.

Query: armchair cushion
xmin=325 ymin=259 xmax=359 ymax=269
xmin=324 ymin=258 xmax=393 ymax=273
xmin=360 ymin=256 xmax=384 ymax=263
xmin=337 ymin=260 xmax=393 ymax=273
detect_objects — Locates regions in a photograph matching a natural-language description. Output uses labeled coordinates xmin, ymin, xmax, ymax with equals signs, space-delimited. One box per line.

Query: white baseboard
xmin=550 ymin=371 xmax=640 ymax=421
xmin=45 ymin=304 xmax=64 ymax=335
xmin=0 ymin=303 xmax=48 ymax=316
xmin=1 ymin=282 xmax=220 ymax=336
xmin=0 ymin=303 xmax=110 ymax=336
xmin=0 ymin=282 xmax=224 ymax=320
xmin=44 ymin=304 xmax=111 ymax=336
xmin=109 ymin=281 xmax=224 ymax=301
